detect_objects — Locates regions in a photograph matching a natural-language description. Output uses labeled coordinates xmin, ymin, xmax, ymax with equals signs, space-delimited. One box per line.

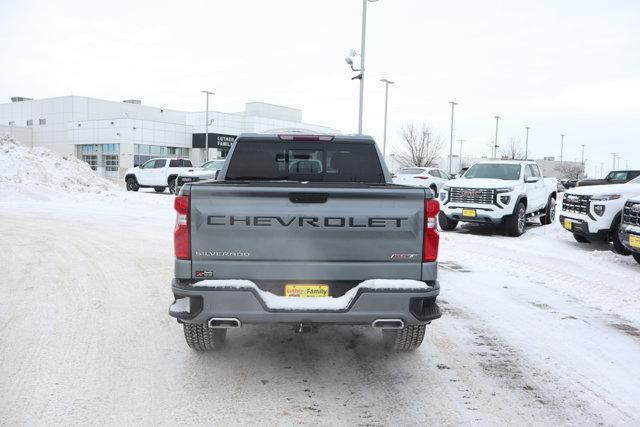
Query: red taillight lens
xmin=423 ymin=199 xmax=440 ymax=262
xmin=415 ymin=176 xmax=430 ymax=180
xmin=174 ymin=195 xmax=190 ymax=260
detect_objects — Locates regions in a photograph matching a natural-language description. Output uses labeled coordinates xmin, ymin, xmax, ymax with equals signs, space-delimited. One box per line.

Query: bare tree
xmin=501 ymin=137 xmax=526 ymax=160
xmin=556 ymin=163 xmax=585 ymax=180
xmin=394 ymin=122 xmax=444 ymax=167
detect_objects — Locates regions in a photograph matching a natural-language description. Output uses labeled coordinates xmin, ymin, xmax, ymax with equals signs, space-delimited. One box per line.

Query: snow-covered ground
xmin=1 ymin=187 xmax=639 ymax=425
xmin=1 ymin=141 xmax=639 ymax=424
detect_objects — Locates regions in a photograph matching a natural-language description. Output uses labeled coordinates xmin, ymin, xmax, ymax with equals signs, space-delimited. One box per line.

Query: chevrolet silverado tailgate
xmin=188 ymin=183 xmax=430 ymax=281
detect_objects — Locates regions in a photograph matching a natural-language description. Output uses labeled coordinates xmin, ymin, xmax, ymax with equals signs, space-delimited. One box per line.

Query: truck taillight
xmin=423 ymin=198 xmax=440 ymax=262
xmin=174 ymin=195 xmax=190 ymax=260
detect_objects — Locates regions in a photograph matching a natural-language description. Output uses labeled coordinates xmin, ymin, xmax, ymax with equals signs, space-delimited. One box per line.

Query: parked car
xmin=169 ymin=133 xmax=442 ymax=352
xmin=175 ymin=159 xmax=226 ymax=194
xmin=559 ymin=176 xmax=640 ymax=253
xmin=124 ymin=158 xmax=193 ymax=194
xmin=438 ymin=161 xmax=558 ymax=236
xmin=618 ymin=196 xmax=640 ymax=264
xmin=393 ymin=167 xmax=451 ymax=196
xmin=562 ymin=179 xmax=578 ymax=189
xmin=577 ymin=170 xmax=640 ymax=187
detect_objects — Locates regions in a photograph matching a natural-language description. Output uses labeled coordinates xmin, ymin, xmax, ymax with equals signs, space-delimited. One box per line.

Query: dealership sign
xmin=192 ymin=133 xmax=237 ymax=149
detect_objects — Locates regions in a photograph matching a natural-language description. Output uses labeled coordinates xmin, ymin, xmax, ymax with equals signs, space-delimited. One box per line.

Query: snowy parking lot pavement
xmin=1 ymin=189 xmax=639 ymax=425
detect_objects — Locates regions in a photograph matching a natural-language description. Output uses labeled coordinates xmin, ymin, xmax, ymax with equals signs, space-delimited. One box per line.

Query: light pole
xmin=493 ymin=115 xmax=500 ymax=159
xmin=357 ymin=0 xmax=378 ymax=134
xmin=611 ymin=153 xmax=618 ymax=170
xmin=457 ymin=139 xmax=465 ymax=169
xmin=380 ymin=78 xmax=394 ymax=157
xmin=524 ymin=126 xmax=530 ymax=159
xmin=581 ymin=144 xmax=585 ymax=165
xmin=560 ymin=134 xmax=565 ymax=163
xmin=201 ymin=90 xmax=214 ymax=162
xmin=448 ymin=101 xmax=458 ymax=173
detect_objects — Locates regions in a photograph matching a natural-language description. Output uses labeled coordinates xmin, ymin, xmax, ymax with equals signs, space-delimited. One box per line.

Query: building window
xmin=104 ymin=155 xmax=119 ymax=172
xmin=26 ymin=119 xmax=33 ymax=126
xmin=39 ymin=118 xmax=46 ymax=125
xmin=8 ymin=121 xmax=14 ymax=126
xmin=82 ymin=155 xmax=98 ymax=170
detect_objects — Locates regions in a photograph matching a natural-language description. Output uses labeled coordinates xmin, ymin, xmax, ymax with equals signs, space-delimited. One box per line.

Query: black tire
xmin=611 ymin=218 xmax=631 ymax=256
xmin=126 ymin=177 xmax=139 ymax=192
xmin=183 ymin=323 xmax=227 ymax=351
xmin=429 ymin=185 xmax=438 ymax=198
xmin=169 ymin=178 xmax=177 ymax=195
xmin=505 ymin=202 xmax=527 ymax=236
xmin=438 ymin=212 xmax=458 ymax=231
xmin=573 ymin=234 xmax=591 ymax=244
xmin=540 ymin=196 xmax=556 ymax=225
xmin=633 ymin=254 xmax=640 ymax=265
xmin=382 ymin=325 xmax=426 ymax=351
xmin=154 ymin=186 xmax=166 ymax=193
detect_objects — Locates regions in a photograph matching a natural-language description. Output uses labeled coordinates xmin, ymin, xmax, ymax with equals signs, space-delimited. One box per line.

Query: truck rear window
xmin=225 ymin=141 xmax=385 ymax=183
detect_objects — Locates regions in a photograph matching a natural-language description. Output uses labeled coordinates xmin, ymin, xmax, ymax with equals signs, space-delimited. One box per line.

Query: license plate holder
xmin=285 ymin=284 xmax=330 ymax=297
xmin=564 ymin=219 xmax=573 ymax=230
xmin=630 ymin=235 xmax=640 ymax=249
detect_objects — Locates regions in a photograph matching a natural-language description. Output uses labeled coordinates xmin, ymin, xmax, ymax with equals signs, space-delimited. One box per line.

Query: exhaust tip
xmin=371 ymin=319 xmax=405 ymax=329
xmin=208 ymin=318 xmax=241 ymax=329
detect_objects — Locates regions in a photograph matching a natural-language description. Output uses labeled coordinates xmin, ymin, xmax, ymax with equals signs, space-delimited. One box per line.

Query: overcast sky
xmin=1 ymin=0 xmax=639 ymax=173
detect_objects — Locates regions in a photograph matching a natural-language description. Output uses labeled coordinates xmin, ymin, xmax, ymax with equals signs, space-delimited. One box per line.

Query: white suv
xmin=393 ymin=167 xmax=451 ymax=196
xmin=560 ymin=176 xmax=640 ymax=253
xmin=125 ymin=158 xmax=193 ymax=194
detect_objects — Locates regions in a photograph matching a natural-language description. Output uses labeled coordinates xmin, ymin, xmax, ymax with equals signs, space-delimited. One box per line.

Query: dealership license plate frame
xmin=285 ymin=284 xmax=330 ymax=298
xmin=462 ymin=209 xmax=477 ymax=218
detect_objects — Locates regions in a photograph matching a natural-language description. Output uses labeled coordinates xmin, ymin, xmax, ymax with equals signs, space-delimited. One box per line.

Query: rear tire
xmin=633 ymin=254 xmax=640 ymax=265
xmin=505 ymin=202 xmax=527 ymax=236
xmin=382 ymin=325 xmax=426 ymax=351
xmin=438 ymin=212 xmax=458 ymax=231
xmin=573 ymin=234 xmax=591 ymax=243
xmin=154 ymin=186 xmax=166 ymax=193
xmin=183 ymin=323 xmax=227 ymax=351
xmin=540 ymin=196 xmax=556 ymax=225
xmin=429 ymin=185 xmax=438 ymax=198
xmin=611 ymin=218 xmax=631 ymax=255
xmin=126 ymin=177 xmax=139 ymax=192
xmin=169 ymin=178 xmax=177 ymax=195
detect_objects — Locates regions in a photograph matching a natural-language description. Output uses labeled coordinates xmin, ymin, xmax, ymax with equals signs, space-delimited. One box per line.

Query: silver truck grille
xmin=623 ymin=201 xmax=640 ymax=226
xmin=562 ymin=194 xmax=590 ymax=214
xmin=449 ymin=188 xmax=495 ymax=204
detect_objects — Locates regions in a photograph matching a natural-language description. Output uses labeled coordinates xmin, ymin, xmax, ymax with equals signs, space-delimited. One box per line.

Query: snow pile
xmin=0 ymin=135 xmax=120 ymax=194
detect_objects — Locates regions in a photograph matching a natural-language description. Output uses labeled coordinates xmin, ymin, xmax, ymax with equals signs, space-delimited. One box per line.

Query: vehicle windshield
xmin=464 ymin=163 xmax=522 ymax=180
xmin=202 ymin=160 xmax=225 ymax=170
xmin=225 ymin=141 xmax=385 ymax=183
xmin=397 ymin=168 xmax=426 ymax=174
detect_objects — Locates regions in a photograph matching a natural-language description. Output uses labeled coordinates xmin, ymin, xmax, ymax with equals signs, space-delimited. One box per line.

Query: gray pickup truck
xmin=169 ymin=134 xmax=441 ymax=351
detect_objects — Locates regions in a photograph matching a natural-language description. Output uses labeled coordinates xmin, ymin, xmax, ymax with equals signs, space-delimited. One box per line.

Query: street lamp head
xmin=345 ymin=57 xmax=354 ymax=66
xmin=201 ymin=90 xmax=214 ymax=95
xmin=380 ymin=78 xmax=394 ymax=84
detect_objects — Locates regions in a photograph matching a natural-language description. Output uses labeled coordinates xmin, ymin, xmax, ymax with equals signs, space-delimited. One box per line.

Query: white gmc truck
xmin=438 ymin=161 xmax=557 ymax=236
xmin=560 ymin=176 xmax=640 ymax=253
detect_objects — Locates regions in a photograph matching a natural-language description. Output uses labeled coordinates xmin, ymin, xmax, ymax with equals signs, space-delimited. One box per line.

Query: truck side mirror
xmin=525 ymin=177 xmax=539 ymax=183
xmin=215 ymin=170 xmax=220 ymax=180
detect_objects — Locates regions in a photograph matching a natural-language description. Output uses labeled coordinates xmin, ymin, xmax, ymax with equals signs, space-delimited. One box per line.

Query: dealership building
xmin=0 ymin=95 xmax=339 ymax=178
